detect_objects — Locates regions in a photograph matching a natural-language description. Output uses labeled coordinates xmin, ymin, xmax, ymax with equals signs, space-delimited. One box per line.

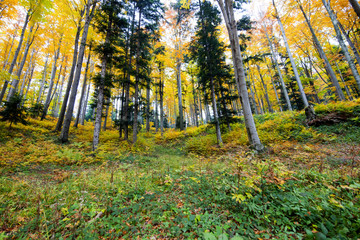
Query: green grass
xmin=1 ymin=101 xmax=360 ymax=239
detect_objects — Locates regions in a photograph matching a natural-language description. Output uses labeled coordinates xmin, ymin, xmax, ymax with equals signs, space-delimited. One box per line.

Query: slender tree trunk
xmin=8 ymin=25 xmax=36 ymax=99
xmin=3 ymin=27 xmax=18 ymax=69
xmin=132 ymin=10 xmax=142 ymax=144
xmin=160 ymin=66 xmax=164 ymax=136
xmin=192 ymin=77 xmax=199 ymax=127
xmin=252 ymin=77 xmax=263 ymax=114
xmin=348 ymin=0 xmax=360 ymax=19
xmin=51 ymin=61 xmax=64 ymax=115
xmin=264 ymin=30 xmax=292 ymax=110
xmin=146 ymin=78 xmax=150 ymax=132
xmin=297 ymin=1 xmax=345 ymax=101
xmin=155 ymin=79 xmax=159 ymax=132
xmin=338 ymin=21 xmax=360 ymax=66
xmin=266 ymin=62 xmax=282 ymax=112
xmin=0 ymin=11 xmax=30 ymax=104
xmin=217 ymin=0 xmax=263 ymax=151
xmin=103 ymin=100 xmax=110 ymax=131
xmin=176 ymin=54 xmax=184 ymax=130
xmin=81 ymin=82 xmax=91 ymax=125
xmin=322 ymin=0 xmax=360 ymax=91
xmin=256 ymin=64 xmax=273 ymax=113
xmin=20 ymin=49 xmax=35 ymax=96
xmin=123 ymin=9 xmax=136 ymax=140
xmin=54 ymin=65 xmax=67 ymax=118
xmin=37 ymin=54 xmax=49 ymax=104
xmin=74 ymin=48 xmax=91 ymax=127
xmin=198 ymin=91 xmax=204 ymax=124
xmin=273 ymin=0 xmax=309 ymax=108
xmin=42 ymin=38 xmax=63 ymax=119
xmin=61 ymin=2 xmax=95 ymax=142
xmin=24 ymin=60 xmax=36 ymax=102
xmin=55 ymin=10 xmax=84 ymax=131
xmin=334 ymin=60 xmax=354 ymax=100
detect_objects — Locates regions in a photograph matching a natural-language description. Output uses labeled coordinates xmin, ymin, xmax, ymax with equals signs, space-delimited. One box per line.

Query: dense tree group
xmin=0 ymin=0 xmax=359 ymax=150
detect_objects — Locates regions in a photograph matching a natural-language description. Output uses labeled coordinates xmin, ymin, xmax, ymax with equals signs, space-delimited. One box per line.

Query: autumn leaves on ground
xmin=0 ymin=101 xmax=359 ymax=239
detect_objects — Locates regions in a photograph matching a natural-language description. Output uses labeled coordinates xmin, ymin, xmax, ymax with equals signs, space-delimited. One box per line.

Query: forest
xmin=0 ymin=0 xmax=360 ymax=238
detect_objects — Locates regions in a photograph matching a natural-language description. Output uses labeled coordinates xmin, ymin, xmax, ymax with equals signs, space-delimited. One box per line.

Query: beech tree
xmin=215 ymin=0 xmax=264 ymax=151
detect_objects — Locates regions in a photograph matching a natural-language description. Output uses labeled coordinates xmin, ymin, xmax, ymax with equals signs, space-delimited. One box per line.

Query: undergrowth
xmin=0 ymin=100 xmax=359 ymax=239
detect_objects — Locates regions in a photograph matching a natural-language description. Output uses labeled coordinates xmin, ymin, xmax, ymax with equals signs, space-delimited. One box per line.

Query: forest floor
xmin=1 ymin=101 xmax=360 ymax=239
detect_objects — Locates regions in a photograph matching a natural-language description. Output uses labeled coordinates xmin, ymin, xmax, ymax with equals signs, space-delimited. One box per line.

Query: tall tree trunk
xmin=51 ymin=60 xmax=64 ymax=115
xmin=24 ymin=60 xmax=36 ymax=103
xmin=216 ymin=0 xmax=263 ymax=151
xmin=8 ymin=24 xmax=36 ymax=99
xmin=264 ymin=30 xmax=292 ymax=110
xmin=192 ymin=77 xmax=199 ymax=127
xmin=273 ymin=0 xmax=309 ymax=108
xmin=198 ymin=90 xmax=204 ymax=124
xmin=266 ymin=62 xmax=282 ymax=112
xmin=20 ymin=49 xmax=35 ymax=96
xmin=338 ymin=21 xmax=360 ymax=66
xmin=348 ymin=0 xmax=360 ymax=19
xmin=55 ymin=14 xmax=83 ymax=131
xmin=256 ymin=64 xmax=273 ymax=113
xmin=160 ymin=66 xmax=164 ymax=136
xmin=0 ymin=11 xmax=30 ymax=104
xmin=146 ymin=78 xmax=150 ymax=132
xmin=334 ymin=60 xmax=354 ymax=100
xmin=3 ymin=27 xmax=18 ymax=69
xmin=322 ymin=0 xmax=360 ymax=91
xmin=297 ymin=1 xmax=345 ymax=101
xmin=103 ymin=100 xmax=110 ymax=131
xmin=61 ymin=2 xmax=95 ymax=142
xmin=81 ymin=82 xmax=91 ymax=125
xmin=155 ymin=79 xmax=159 ymax=132
xmin=123 ymin=8 xmax=136 ymax=140
xmin=42 ymin=38 xmax=63 ymax=119
xmin=74 ymin=48 xmax=91 ymax=127
xmin=132 ymin=10 xmax=142 ymax=144
xmin=176 ymin=54 xmax=184 ymax=130
xmin=37 ymin=54 xmax=49 ymax=104
xmin=252 ymin=76 xmax=263 ymax=115
xmin=54 ymin=65 xmax=67 ymax=118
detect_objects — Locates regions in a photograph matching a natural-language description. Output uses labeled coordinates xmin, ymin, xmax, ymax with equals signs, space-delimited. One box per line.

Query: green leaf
xmin=203 ymin=232 xmax=217 ymax=240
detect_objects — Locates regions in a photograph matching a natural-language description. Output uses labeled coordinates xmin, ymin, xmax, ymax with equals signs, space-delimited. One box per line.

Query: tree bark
xmin=8 ymin=24 xmax=36 ymax=100
xmin=132 ymin=10 xmax=142 ymax=144
xmin=216 ymin=0 xmax=263 ymax=151
xmin=103 ymin=100 xmax=110 ymax=131
xmin=3 ymin=27 xmax=18 ymax=69
xmin=322 ymin=0 xmax=360 ymax=91
xmin=20 ymin=49 xmax=35 ymax=96
xmin=256 ymin=64 xmax=273 ymax=113
xmin=334 ymin=60 xmax=353 ymax=100
xmin=37 ymin=54 xmax=49 ymax=104
xmin=61 ymin=1 xmax=95 ymax=142
xmin=0 ymin=11 xmax=30 ymax=104
xmin=146 ymin=78 xmax=150 ymax=132
xmin=123 ymin=8 xmax=136 ymax=140
xmin=74 ymin=48 xmax=91 ymax=127
xmin=338 ymin=21 xmax=360 ymax=66
xmin=348 ymin=0 xmax=360 ymax=19
xmin=42 ymin=37 xmax=63 ymax=119
xmin=273 ymin=0 xmax=309 ymax=108
xmin=297 ymin=1 xmax=345 ymax=101
xmin=55 ymin=12 xmax=83 ymax=131
xmin=159 ymin=65 xmax=164 ymax=136
xmin=81 ymin=82 xmax=91 ymax=125
xmin=264 ymin=29 xmax=293 ymax=111
xmin=54 ymin=65 xmax=67 ymax=118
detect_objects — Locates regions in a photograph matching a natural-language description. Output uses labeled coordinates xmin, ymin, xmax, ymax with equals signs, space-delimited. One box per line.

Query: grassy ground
xmin=0 ymin=101 xmax=360 ymax=239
